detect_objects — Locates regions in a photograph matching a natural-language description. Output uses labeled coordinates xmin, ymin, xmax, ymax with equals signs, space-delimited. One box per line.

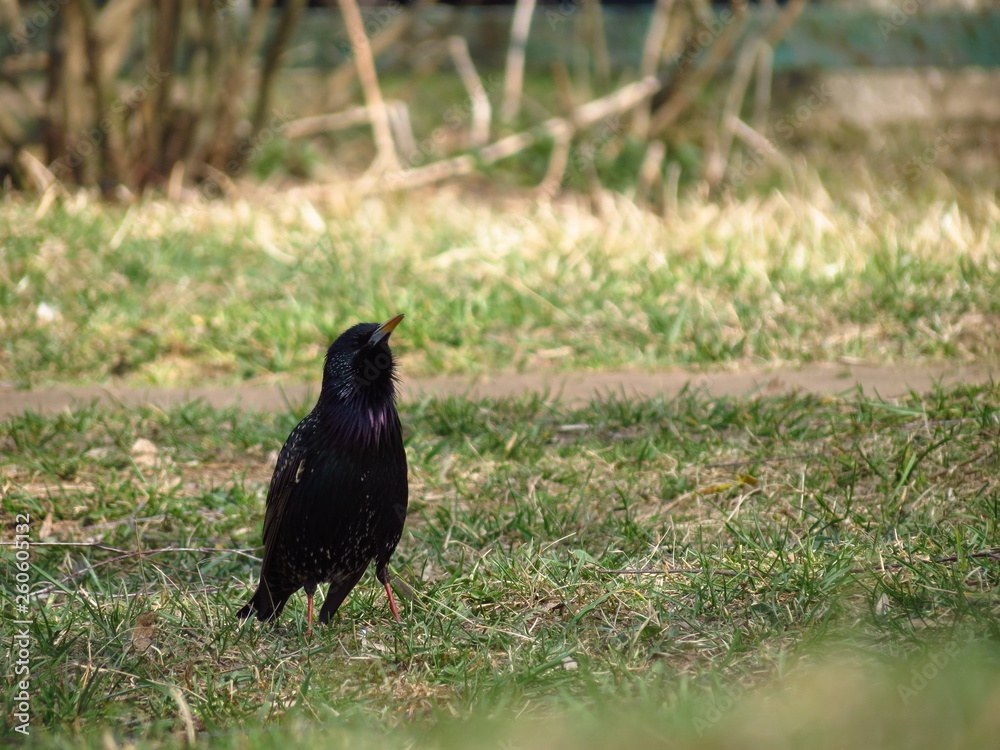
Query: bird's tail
xmin=237 ymin=582 xmax=294 ymax=622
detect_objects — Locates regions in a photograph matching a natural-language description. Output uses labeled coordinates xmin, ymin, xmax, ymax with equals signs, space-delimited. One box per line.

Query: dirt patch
xmin=1 ymin=362 xmax=995 ymax=417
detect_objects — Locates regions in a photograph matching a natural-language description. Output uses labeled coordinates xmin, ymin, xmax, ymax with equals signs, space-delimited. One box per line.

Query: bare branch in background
xmin=388 ymin=101 xmax=419 ymax=162
xmin=337 ymin=0 xmax=400 ymax=173
xmin=143 ymin=0 xmax=179 ymax=180
xmin=649 ymin=2 xmax=750 ymax=137
xmin=285 ymin=107 xmax=374 ymax=140
xmin=583 ymin=0 xmax=611 ymax=90
xmin=449 ymin=35 xmax=491 ymax=148
xmin=383 ymin=76 xmax=661 ymax=192
xmin=706 ymin=35 xmax=761 ymax=189
xmin=502 ymin=0 xmax=538 ymax=123
xmin=1 ymin=0 xmax=805 ymax=200
xmin=536 ymin=123 xmax=573 ymax=201
xmin=633 ymin=0 xmax=675 ymax=139
xmin=199 ymin=0 xmax=275 ymax=174
xmin=753 ymin=42 xmax=774 ymax=133
xmin=636 ymin=139 xmax=666 ymax=208
xmin=251 ymin=0 xmax=307 ymax=140
xmin=324 ymin=0 xmax=432 ymax=111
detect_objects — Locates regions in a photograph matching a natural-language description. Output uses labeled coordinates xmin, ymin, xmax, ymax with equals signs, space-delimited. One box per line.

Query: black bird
xmin=237 ymin=314 xmax=408 ymax=628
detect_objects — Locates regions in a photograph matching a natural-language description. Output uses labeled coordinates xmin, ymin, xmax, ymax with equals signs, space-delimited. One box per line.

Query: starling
xmin=237 ymin=314 xmax=408 ymax=628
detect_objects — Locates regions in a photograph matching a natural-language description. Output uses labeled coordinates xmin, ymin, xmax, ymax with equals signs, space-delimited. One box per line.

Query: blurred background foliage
xmin=0 ymin=0 xmax=997 ymax=204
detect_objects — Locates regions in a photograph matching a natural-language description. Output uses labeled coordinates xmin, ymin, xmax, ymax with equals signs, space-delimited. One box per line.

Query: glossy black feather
xmin=237 ymin=318 xmax=408 ymax=624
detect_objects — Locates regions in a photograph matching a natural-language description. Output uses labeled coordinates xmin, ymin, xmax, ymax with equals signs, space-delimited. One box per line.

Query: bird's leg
xmin=305 ymin=583 xmax=317 ymax=636
xmin=376 ymin=565 xmax=402 ymax=622
xmin=383 ymin=580 xmax=401 ymax=622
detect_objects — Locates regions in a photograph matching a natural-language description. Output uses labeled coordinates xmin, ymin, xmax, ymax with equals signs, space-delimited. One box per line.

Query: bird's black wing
xmin=259 ymin=413 xmax=315 ymax=571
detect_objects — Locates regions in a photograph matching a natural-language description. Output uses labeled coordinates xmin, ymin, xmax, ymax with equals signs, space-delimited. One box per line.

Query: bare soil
xmin=1 ymin=362 xmax=995 ymax=417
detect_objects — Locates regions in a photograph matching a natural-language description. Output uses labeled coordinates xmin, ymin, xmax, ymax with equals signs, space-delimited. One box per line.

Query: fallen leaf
xmin=130 ymin=611 xmax=158 ymax=654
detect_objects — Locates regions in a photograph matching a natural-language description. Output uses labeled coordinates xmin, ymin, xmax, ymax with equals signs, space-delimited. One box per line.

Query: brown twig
xmin=582 ymin=0 xmax=611 ymax=89
xmin=16 ymin=150 xmax=57 ymax=192
xmin=381 ymin=76 xmax=660 ymax=192
xmin=250 ymin=0 xmax=307 ymax=144
xmin=448 ymin=35 xmax=491 ymax=148
xmin=759 ymin=0 xmax=807 ymax=49
xmin=632 ymin=0 xmax=674 ymax=139
xmin=338 ymin=0 xmax=399 ymax=173
xmin=199 ymin=0 xmax=273 ymax=173
xmin=501 ymin=0 xmax=538 ymax=123
xmin=324 ymin=0 xmax=428 ymax=111
xmin=284 ymin=107 xmax=373 ymax=139
xmin=752 ymin=42 xmax=773 ymax=132
xmin=727 ymin=116 xmax=782 ymax=158
xmin=636 ymin=140 xmax=666 ymax=207
xmin=706 ymin=36 xmax=760 ymax=190
xmin=78 ymin=0 xmax=125 ymax=186
xmin=535 ymin=124 xmax=573 ymax=202
xmin=648 ymin=2 xmax=749 ymax=136
xmin=94 ymin=0 xmax=144 ymax=82
xmin=144 ymin=0 xmax=179 ymax=176
xmin=387 ymin=101 xmax=418 ymax=162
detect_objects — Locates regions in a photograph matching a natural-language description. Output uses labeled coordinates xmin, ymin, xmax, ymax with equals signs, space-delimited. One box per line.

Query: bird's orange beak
xmin=370 ymin=313 xmax=404 ymax=344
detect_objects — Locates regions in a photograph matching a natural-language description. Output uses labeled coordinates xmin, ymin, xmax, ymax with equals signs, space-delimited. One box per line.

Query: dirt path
xmin=1 ymin=362 xmax=995 ymax=417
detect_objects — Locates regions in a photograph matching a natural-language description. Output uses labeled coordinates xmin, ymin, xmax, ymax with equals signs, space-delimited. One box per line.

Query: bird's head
xmin=322 ymin=314 xmax=404 ymax=402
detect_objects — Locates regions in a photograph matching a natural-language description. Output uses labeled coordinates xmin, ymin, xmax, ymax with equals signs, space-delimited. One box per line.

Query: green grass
xmin=1 ymin=189 xmax=998 ymax=388
xmin=3 ymin=383 xmax=999 ymax=747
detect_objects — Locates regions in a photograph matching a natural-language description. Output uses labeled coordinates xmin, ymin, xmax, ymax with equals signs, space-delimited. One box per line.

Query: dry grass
xmin=3 ymin=181 xmax=998 ymax=388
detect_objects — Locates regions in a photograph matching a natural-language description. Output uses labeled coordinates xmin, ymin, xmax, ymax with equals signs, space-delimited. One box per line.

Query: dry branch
xmin=727 ymin=115 xmax=789 ymax=169
xmin=636 ymin=139 xmax=666 ymax=206
xmin=501 ymin=0 xmax=538 ymax=123
xmin=536 ymin=126 xmax=572 ymax=201
xmin=706 ymin=36 xmax=761 ymax=189
xmin=250 ymin=0 xmax=307 ymax=144
xmin=753 ymin=42 xmax=774 ymax=132
xmin=17 ymin=150 xmax=57 ymax=192
xmin=324 ymin=0 xmax=429 ymax=111
xmin=94 ymin=0 xmax=143 ymax=81
xmin=79 ymin=0 xmax=124 ymax=185
xmin=583 ymin=0 xmax=611 ymax=89
xmin=633 ymin=0 xmax=675 ymax=138
xmin=649 ymin=0 xmax=804 ymax=141
xmin=388 ymin=101 xmax=419 ymax=162
xmin=448 ymin=35 xmax=491 ymax=148
xmin=198 ymin=0 xmax=276 ymax=174
xmin=380 ymin=76 xmax=661 ymax=192
xmin=648 ymin=4 xmax=749 ymax=136
xmin=759 ymin=0 xmax=807 ymax=48
xmin=142 ymin=0 xmax=179 ymax=178
xmin=338 ymin=0 xmax=399 ymax=173
xmin=284 ymin=107 xmax=374 ymax=139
